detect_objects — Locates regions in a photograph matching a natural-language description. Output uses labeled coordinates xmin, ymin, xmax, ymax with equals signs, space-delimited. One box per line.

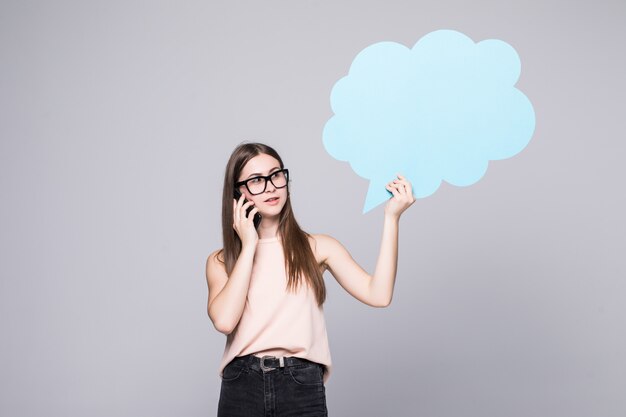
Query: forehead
xmin=239 ymin=153 xmax=281 ymax=178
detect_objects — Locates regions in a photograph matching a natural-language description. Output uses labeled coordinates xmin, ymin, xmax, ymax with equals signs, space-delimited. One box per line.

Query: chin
xmin=264 ymin=206 xmax=284 ymax=217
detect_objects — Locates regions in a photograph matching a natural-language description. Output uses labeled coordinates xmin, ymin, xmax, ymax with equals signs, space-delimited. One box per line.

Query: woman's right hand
xmin=233 ymin=195 xmax=259 ymax=247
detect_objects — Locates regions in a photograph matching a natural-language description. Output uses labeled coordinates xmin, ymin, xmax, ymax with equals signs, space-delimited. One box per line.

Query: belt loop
xmin=243 ymin=354 xmax=252 ymax=373
xmin=281 ymin=356 xmax=289 ymax=375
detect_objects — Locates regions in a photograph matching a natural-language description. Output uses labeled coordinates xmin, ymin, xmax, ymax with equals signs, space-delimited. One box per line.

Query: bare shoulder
xmin=206 ymin=248 xmax=224 ymax=265
xmin=205 ymin=249 xmax=226 ymax=281
xmin=308 ymin=233 xmax=343 ymax=261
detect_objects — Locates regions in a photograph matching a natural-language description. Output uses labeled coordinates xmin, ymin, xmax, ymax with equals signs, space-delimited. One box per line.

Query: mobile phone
xmin=234 ymin=189 xmax=262 ymax=229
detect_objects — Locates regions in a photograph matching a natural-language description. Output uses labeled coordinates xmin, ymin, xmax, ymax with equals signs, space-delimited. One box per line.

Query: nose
xmin=265 ymin=179 xmax=276 ymax=193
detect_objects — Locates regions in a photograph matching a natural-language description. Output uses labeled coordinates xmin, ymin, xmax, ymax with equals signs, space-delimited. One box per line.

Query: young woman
xmin=206 ymin=142 xmax=415 ymax=416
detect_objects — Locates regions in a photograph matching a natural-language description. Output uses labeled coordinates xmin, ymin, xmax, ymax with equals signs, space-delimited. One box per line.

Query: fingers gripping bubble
xmin=323 ymin=29 xmax=536 ymax=213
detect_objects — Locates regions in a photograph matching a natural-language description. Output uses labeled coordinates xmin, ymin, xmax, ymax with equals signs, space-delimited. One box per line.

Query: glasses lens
xmin=247 ymin=177 xmax=267 ymax=195
xmin=270 ymin=170 xmax=287 ymax=188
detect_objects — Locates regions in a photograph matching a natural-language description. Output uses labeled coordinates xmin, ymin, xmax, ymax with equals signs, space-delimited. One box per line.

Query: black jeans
xmin=217 ymin=354 xmax=328 ymax=417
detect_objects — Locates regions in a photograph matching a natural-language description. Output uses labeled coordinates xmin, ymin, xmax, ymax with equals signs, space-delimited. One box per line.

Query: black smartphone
xmin=234 ymin=189 xmax=262 ymax=229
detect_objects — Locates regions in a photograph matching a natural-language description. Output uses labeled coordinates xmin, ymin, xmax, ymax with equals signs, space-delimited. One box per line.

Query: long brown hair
xmin=217 ymin=142 xmax=326 ymax=306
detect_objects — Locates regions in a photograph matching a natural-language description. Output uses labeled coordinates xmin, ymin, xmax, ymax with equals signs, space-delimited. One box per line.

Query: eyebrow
xmin=246 ymin=167 xmax=281 ymax=179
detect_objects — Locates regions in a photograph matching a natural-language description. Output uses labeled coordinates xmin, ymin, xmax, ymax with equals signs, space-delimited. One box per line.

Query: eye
xmin=271 ymin=171 xmax=284 ymax=179
xmin=249 ymin=177 xmax=264 ymax=184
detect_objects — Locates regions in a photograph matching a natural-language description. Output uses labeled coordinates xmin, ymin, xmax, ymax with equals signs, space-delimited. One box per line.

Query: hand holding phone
xmin=234 ymin=189 xmax=262 ymax=229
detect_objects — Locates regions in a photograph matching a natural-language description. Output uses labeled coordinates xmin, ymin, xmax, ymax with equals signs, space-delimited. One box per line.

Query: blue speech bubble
xmin=323 ymin=29 xmax=535 ymax=213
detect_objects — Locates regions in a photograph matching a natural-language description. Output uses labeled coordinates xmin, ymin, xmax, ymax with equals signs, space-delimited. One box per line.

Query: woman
xmin=206 ymin=142 xmax=415 ymax=416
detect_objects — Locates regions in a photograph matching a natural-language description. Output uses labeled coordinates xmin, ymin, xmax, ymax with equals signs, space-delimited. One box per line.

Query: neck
xmin=257 ymin=215 xmax=280 ymax=239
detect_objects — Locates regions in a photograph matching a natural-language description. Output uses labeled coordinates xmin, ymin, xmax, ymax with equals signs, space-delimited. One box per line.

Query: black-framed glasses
xmin=235 ymin=169 xmax=289 ymax=195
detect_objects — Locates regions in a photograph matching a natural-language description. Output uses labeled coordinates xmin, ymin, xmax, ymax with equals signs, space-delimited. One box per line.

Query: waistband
xmin=232 ymin=353 xmax=322 ymax=373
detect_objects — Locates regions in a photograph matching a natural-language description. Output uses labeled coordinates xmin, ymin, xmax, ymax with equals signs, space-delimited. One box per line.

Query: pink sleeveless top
xmin=218 ymin=236 xmax=333 ymax=383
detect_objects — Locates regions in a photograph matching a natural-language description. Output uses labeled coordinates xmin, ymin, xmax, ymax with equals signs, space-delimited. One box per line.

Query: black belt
xmin=237 ymin=354 xmax=320 ymax=373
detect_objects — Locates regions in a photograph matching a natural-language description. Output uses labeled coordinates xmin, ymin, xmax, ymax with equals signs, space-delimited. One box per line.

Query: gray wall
xmin=1 ymin=1 xmax=624 ymax=416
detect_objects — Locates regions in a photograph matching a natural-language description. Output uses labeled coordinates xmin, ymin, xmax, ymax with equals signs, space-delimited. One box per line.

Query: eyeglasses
xmin=235 ymin=169 xmax=289 ymax=195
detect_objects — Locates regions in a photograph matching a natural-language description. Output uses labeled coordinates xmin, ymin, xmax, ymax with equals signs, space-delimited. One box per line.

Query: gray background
xmin=1 ymin=0 xmax=625 ymax=416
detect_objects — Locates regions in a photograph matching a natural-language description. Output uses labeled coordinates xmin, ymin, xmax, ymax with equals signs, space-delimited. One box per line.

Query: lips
xmin=265 ymin=197 xmax=279 ymax=202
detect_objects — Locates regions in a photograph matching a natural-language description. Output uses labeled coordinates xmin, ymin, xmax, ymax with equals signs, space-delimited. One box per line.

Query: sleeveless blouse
xmin=218 ymin=236 xmax=333 ymax=383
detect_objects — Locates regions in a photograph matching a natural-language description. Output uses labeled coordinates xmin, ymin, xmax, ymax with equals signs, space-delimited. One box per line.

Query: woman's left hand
xmin=384 ymin=174 xmax=416 ymax=219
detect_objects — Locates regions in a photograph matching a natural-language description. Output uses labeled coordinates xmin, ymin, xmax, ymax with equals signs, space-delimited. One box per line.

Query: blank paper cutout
xmin=323 ymin=29 xmax=536 ymax=213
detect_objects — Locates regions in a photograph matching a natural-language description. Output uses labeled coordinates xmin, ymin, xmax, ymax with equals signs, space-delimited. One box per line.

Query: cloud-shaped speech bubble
xmin=323 ymin=29 xmax=535 ymax=213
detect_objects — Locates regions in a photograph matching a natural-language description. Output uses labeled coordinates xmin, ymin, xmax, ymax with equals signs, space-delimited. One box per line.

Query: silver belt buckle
xmin=260 ymin=355 xmax=277 ymax=372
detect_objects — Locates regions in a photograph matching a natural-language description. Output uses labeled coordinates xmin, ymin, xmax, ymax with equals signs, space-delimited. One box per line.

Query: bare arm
xmin=316 ymin=174 xmax=415 ymax=307
xmin=205 ymin=196 xmax=259 ymax=335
